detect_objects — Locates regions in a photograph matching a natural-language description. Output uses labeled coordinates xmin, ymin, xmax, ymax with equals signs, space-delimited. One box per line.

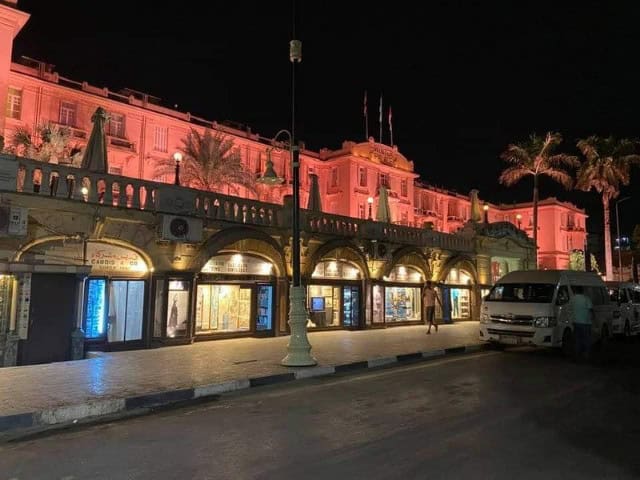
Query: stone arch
xmin=437 ymin=254 xmax=479 ymax=285
xmin=14 ymin=235 xmax=154 ymax=270
xmin=191 ymin=226 xmax=286 ymax=277
xmin=305 ymin=238 xmax=370 ymax=280
xmin=382 ymin=246 xmax=431 ymax=280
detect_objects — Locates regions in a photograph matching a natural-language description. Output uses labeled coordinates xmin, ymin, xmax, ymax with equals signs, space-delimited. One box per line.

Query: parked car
xmin=479 ymin=270 xmax=620 ymax=355
xmin=605 ymin=281 xmax=640 ymax=337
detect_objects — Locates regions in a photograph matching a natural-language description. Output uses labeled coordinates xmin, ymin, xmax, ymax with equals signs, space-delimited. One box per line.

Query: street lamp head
xmin=367 ymin=196 xmax=374 ymax=205
xmin=483 ymin=204 xmax=489 ymax=212
xmin=516 ymin=213 xmax=522 ymax=220
xmin=173 ymin=151 xmax=183 ymax=164
xmin=257 ymin=154 xmax=284 ymax=186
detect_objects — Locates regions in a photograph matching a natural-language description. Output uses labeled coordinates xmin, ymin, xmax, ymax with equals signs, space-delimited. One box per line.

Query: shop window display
xmin=307 ymin=285 xmax=340 ymax=327
xmin=195 ymin=284 xmax=252 ymax=334
xmin=384 ymin=287 xmax=421 ymax=322
xmin=167 ymin=280 xmax=190 ymax=337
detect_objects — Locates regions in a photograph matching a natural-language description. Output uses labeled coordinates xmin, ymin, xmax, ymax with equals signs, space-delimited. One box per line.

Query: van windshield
xmin=486 ymin=283 xmax=556 ymax=303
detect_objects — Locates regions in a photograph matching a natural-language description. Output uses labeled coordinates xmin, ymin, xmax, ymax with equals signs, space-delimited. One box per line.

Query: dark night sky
xmin=11 ymin=0 xmax=640 ymax=240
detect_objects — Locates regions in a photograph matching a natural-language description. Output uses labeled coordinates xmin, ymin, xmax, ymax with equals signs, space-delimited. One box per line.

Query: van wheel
xmin=562 ymin=328 xmax=574 ymax=358
xmin=624 ymin=321 xmax=631 ymax=338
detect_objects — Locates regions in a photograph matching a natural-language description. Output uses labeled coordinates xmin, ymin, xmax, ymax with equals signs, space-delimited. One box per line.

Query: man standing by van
xmin=423 ymin=281 xmax=443 ymax=334
xmin=571 ymin=286 xmax=593 ymax=360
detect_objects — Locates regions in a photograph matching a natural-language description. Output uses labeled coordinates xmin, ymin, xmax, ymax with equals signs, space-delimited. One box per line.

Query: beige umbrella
xmin=80 ymin=107 xmax=109 ymax=173
xmin=376 ymin=186 xmax=392 ymax=223
xmin=306 ymin=173 xmax=322 ymax=212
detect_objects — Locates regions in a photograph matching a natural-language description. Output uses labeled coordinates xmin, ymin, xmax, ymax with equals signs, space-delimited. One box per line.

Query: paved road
xmin=2 ymin=344 xmax=640 ymax=479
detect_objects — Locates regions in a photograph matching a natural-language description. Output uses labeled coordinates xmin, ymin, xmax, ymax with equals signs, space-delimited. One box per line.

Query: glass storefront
xmin=308 ymin=260 xmax=361 ymax=329
xmin=81 ymin=243 xmax=149 ymax=346
xmin=196 ymin=254 xmax=275 ymax=337
xmin=195 ymin=284 xmax=252 ymax=334
xmin=373 ymin=265 xmax=424 ymax=325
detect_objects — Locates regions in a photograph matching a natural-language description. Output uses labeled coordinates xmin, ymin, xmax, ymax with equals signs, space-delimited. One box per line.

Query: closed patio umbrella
xmin=306 ymin=173 xmax=322 ymax=212
xmin=376 ymin=186 xmax=391 ymax=223
xmin=80 ymin=107 xmax=109 ymax=173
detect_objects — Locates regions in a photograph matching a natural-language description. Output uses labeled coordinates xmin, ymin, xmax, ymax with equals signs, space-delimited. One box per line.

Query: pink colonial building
xmin=0 ymin=1 xmax=585 ymax=270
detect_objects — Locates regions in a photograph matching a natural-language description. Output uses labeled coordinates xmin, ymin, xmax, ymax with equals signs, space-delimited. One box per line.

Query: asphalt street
xmin=2 ymin=342 xmax=640 ymax=479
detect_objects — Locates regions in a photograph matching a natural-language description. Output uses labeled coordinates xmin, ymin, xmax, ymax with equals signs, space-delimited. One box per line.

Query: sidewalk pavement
xmin=0 ymin=322 xmax=482 ymax=436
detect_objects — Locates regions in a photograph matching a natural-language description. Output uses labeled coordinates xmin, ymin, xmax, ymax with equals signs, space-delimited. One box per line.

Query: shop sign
xmin=387 ymin=265 xmax=423 ymax=283
xmin=17 ymin=273 xmax=31 ymax=340
xmin=86 ymin=244 xmax=147 ymax=275
xmin=201 ymin=254 xmax=273 ymax=276
xmin=40 ymin=242 xmax=148 ymax=275
xmin=311 ymin=261 xmax=360 ymax=280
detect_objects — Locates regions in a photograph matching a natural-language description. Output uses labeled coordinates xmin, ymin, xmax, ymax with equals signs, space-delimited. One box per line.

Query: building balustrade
xmin=0 ymin=154 xmax=473 ymax=251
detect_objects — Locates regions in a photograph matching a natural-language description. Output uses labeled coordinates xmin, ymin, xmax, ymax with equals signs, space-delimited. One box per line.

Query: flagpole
xmin=389 ymin=106 xmax=393 ymax=147
xmin=379 ymin=94 xmax=383 ymax=144
xmin=364 ymin=91 xmax=369 ymax=140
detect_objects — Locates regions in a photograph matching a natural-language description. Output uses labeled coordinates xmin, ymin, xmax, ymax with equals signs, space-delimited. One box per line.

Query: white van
xmin=479 ymin=270 xmax=620 ymax=354
xmin=605 ymin=281 xmax=640 ymax=337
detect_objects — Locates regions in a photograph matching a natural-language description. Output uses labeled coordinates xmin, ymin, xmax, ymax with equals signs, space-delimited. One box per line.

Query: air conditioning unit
xmin=159 ymin=215 xmax=203 ymax=243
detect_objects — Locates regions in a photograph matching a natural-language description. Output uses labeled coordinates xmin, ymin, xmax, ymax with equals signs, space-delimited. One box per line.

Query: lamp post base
xmin=281 ymin=285 xmax=317 ymax=367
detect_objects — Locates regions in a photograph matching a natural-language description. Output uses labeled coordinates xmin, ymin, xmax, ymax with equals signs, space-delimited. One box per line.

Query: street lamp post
xmin=516 ymin=213 xmax=522 ymax=230
xmin=483 ymin=203 xmax=489 ymax=224
xmin=173 ymin=151 xmax=183 ymax=186
xmin=279 ymin=34 xmax=316 ymax=367
xmin=615 ymin=196 xmax=631 ymax=283
xmin=367 ymin=196 xmax=374 ymax=219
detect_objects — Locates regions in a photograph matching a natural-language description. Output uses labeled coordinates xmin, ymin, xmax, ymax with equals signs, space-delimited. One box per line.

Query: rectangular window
xmin=330 ymin=167 xmax=338 ymax=187
xmin=153 ymin=126 xmax=168 ymax=152
xmin=167 ymin=280 xmax=190 ymax=337
xmin=401 ymin=179 xmax=408 ymax=197
xmin=378 ymin=173 xmax=390 ymax=188
xmin=107 ymin=112 xmax=126 ymax=138
xmin=6 ymin=87 xmax=22 ymax=120
xmin=59 ymin=101 xmax=77 ymax=127
xmin=195 ymin=284 xmax=252 ymax=334
xmin=307 ymin=285 xmax=341 ymax=327
xmin=384 ymin=286 xmax=421 ymax=322
xmin=358 ymin=203 xmax=365 ymax=219
xmin=358 ymin=167 xmax=367 ymax=187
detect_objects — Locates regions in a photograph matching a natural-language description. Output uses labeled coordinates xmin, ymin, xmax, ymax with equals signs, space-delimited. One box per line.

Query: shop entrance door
xmin=342 ymin=286 xmax=360 ymax=327
xmin=19 ymin=274 xmax=77 ymax=365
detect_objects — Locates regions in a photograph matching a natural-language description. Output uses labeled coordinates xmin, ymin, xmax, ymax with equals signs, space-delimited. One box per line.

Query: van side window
xmin=620 ymin=289 xmax=629 ymax=303
xmin=581 ymin=286 xmax=605 ymax=306
xmin=556 ymin=286 xmax=570 ymax=305
xmin=633 ymin=290 xmax=640 ymax=303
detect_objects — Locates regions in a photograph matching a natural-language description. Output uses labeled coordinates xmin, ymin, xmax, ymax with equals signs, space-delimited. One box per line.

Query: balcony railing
xmin=0 ymin=154 xmax=473 ymax=252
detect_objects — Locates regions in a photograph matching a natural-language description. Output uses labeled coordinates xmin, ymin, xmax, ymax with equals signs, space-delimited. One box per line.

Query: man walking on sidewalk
xmin=570 ymin=285 xmax=593 ymax=361
xmin=423 ymin=281 xmax=443 ymax=334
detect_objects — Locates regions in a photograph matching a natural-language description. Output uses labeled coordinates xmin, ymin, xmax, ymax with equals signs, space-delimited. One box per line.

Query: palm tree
xmin=499 ymin=132 xmax=579 ymax=267
xmin=6 ymin=121 xmax=83 ymax=165
xmin=576 ymin=136 xmax=640 ymax=280
xmin=156 ymin=128 xmax=256 ymax=195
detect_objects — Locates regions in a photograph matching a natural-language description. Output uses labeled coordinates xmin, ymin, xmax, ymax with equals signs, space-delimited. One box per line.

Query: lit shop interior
xmin=440 ymin=268 xmax=474 ymax=321
xmin=151 ymin=253 xmax=276 ymax=342
xmin=307 ymin=260 xmax=362 ymax=329
xmin=194 ymin=254 xmax=275 ymax=337
xmin=372 ymin=265 xmax=424 ymax=325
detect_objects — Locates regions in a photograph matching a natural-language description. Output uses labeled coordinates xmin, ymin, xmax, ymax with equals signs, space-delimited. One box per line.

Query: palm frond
xmin=499 ymin=166 xmax=531 ymax=186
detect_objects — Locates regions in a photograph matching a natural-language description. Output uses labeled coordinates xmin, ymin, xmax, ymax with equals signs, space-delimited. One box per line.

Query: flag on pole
xmin=363 ymin=91 xmax=367 ymax=116
xmin=378 ymin=94 xmax=383 ymax=143
xmin=388 ymin=106 xmax=393 ymax=146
